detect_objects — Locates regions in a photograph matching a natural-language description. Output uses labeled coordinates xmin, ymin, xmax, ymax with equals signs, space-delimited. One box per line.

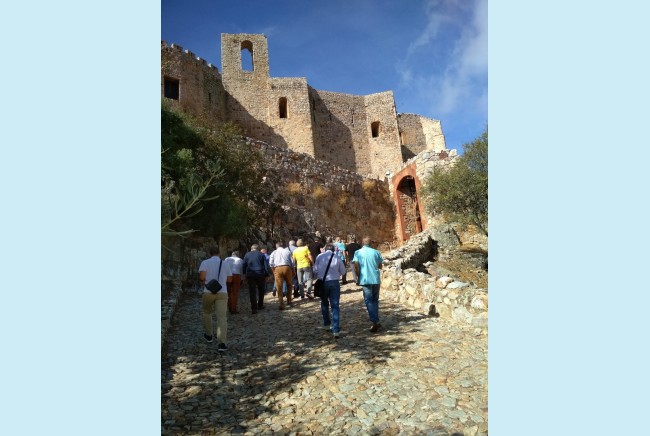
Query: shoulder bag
xmin=206 ymin=260 xmax=223 ymax=294
xmin=313 ymin=252 xmax=334 ymax=298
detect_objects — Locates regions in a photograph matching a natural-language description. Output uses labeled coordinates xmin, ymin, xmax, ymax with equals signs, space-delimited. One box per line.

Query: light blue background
xmin=2 ymin=1 xmax=650 ymax=434
xmin=491 ymin=0 xmax=650 ymax=434
xmin=1 ymin=1 xmax=160 ymax=434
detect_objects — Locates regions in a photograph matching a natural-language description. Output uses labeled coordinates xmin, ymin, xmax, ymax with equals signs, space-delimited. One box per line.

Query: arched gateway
xmin=391 ymin=165 xmax=427 ymax=242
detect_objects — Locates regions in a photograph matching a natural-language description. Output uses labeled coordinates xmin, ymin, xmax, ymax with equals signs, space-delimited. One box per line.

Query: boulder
xmin=452 ymin=307 xmax=472 ymax=324
xmin=447 ymin=281 xmax=470 ymax=290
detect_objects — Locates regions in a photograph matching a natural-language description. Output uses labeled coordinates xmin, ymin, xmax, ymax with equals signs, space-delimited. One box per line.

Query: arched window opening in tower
xmin=241 ymin=41 xmax=254 ymax=71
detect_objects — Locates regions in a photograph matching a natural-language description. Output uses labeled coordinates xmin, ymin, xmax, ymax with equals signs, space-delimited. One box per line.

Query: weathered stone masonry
xmin=161 ymin=33 xmax=449 ymax=180
xmin=161 ymin=33 xmax=465 ymax=245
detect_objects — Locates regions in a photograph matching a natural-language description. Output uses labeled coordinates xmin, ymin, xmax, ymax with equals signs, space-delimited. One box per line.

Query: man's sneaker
xmin=333 ymin=332 xmax=340 ymax=339
xmin=217 ymin=343 xmax=228 ymax=352
xmin=203 ymin=334 xmax=213 ymax=343
xmin=322 ymin=324 xmax=332 ymax=330
xmin=307 ymin=293 xmax=314 ymax=300
xmin=370 ymin=323 xmax=381 ymax=333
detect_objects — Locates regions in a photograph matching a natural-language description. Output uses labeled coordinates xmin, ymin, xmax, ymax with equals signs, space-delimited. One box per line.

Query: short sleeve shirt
xmin=224 ymin=256 xmax=243 ymax=275
xmin=198 ymin=256 xmax=232 ymax=294
xmin=352 ymin=246 xmax=383 ymax=285
xmin=292 ymin=246 xmax=312 ymax=269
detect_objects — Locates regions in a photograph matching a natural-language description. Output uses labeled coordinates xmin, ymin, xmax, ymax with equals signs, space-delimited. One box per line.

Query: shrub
xmin=421 ymin=126 xmax=488 ymax=235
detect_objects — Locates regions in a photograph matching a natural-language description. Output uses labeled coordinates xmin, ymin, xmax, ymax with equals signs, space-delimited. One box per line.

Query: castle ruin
xmin=161 ymin=33 xmax=458 ymax=242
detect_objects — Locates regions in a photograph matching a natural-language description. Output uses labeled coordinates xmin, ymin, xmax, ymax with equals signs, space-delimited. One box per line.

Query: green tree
xmin=161 ymin=102 xmax=277 ymax=240
xmin=422 ymin=127 xmax=488 ymax=235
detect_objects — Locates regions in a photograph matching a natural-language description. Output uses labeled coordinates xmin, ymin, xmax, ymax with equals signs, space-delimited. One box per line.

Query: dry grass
xmin=337 ymin=192 xmax=351 ymax=208
xmin=312 ymin=186 xmax=329 ymax=201
xmin=286 ymin=182 xmax=302 ymax=196
xmin=362 ymin=179 xmax=376 ymax=194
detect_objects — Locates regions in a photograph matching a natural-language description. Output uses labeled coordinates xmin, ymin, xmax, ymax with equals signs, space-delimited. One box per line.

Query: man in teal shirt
xmin=352 ymin=236 xmax=383 ymax=333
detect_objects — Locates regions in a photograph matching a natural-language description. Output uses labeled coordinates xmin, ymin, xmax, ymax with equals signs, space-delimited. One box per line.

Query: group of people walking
xmin=197 ymin=236 xmax=384 ymax=351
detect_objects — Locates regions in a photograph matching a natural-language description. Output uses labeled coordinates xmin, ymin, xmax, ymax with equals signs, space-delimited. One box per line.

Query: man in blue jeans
xmin=352 ymin=236 xmax=383 ymax=333
xmin=314 ymin=243 xmax=347 ymax=339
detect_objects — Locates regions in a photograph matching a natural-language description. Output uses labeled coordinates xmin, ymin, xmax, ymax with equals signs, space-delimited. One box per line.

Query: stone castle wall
xmin=161 ymin=42 xmax=227 ymax=122
xmin=268 ymin=77 xmax=314 ymax=155
xmin=248 ymin=137 xmax=397 ymax=247
xmin=398 ymin=113 xmax=446 ymax=160
xmin=310 ymin=89 xmax=369 ymax=175
xmin=161 ymin=33 xmax=451 ymax=180
xmin=365 ymin=92 xmax=404 ymax=178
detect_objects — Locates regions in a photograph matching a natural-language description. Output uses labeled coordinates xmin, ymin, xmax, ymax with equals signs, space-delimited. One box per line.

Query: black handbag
xmin=205 ymin=260 xmax=223 ymax=294
xmin=314 ymin=252 xmax=334 ymax=298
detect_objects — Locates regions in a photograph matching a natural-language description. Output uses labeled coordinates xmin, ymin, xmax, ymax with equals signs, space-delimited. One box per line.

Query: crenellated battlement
xmin=161 ymin=41 xmax=226 ymax=122
xmin=161 ymin=41 xmax=219 ymax=74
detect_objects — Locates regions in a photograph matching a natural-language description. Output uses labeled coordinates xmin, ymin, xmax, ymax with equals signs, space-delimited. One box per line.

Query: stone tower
xmin=220 ymin=33 xmax=316 ymax=155
xmin=220 ymin=34 xmax=274 ymax=141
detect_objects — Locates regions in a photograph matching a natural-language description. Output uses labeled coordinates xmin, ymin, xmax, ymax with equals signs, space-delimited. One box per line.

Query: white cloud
xmin=397 ymin=0 xmax=487 ymax=118
xmin=406 ymin=1 xmax=450 ymax=57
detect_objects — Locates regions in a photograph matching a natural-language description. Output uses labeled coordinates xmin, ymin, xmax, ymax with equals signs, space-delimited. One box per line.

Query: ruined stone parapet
xmin=382 ymin=267 xmax=488 ymax=328
xmin=380 ymin=226 xmax=487 ymax=329
xmin=397 ymin=113 xmax=447 ymax=160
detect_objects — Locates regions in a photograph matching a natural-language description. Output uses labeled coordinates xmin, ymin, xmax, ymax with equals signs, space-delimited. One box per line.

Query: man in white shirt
xmin=198 ymin=246 xmax=232 ymax=352
xmin=224 ymin=251 xmax=244 ymax=314
xmin=269 ymin=241 xmax=295 ymax=310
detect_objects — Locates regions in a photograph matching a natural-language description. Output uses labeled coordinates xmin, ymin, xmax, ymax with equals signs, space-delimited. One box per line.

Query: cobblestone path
xmin=162 ymin=283 xmax=488 ymax=435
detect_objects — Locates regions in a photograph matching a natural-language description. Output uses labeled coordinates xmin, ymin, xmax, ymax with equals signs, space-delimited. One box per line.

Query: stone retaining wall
xmin=161 ymin=279 xmax=183 ymax=347
xmin=248 ymin=137 xmax=397 ymax=247
xmin=380 ymin=227 xmax=488 ymax=329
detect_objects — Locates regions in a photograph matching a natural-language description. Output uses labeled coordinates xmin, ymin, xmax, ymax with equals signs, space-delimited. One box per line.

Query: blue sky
xmin=162 ymin=0 xmax=487 ymax=154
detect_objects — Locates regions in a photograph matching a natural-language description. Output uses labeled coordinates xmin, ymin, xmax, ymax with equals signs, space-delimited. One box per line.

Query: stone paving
xmin=162 ymin=283 xmax=488 ymax=435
